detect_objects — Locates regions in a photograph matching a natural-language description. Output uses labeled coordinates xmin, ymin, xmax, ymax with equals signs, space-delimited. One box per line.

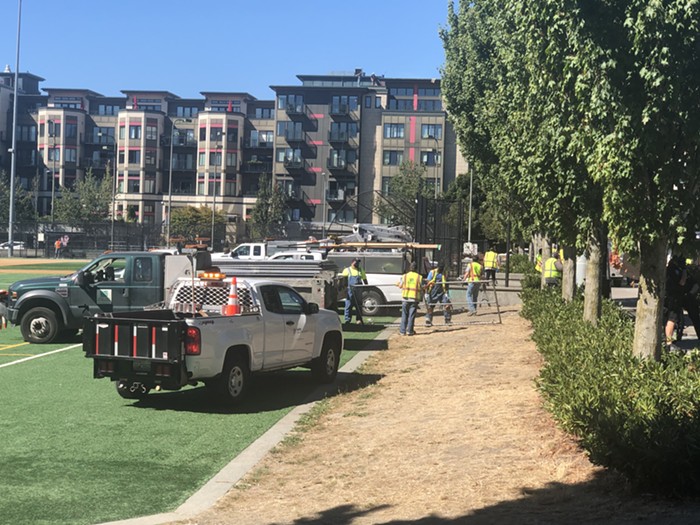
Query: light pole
xmin=166 ymin=118 xmax=191 ymax=248
xmin=7 ymin=0 xmax=22 ymax=258
xmin=468 ymin=160 xmax=474 ymax=244
xmin=210 ymin=135 xmax=223 ymax=250
xmin=49 ymin=120 xmax=57 ymax=225
xmin=321 ymin=172 xmax=327 ymax=239
xmin=428 ymin=135 xmax=440 ymax=200
xmin=98 ymin=131 xmax=117 ymax=249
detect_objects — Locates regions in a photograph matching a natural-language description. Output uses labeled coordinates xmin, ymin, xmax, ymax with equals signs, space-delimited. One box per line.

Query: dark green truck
xmin=0 ymin=252 xmax=195 ymax=343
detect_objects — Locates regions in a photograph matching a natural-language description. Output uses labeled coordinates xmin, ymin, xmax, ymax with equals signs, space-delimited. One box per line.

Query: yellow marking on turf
xmin=0 ymin=342 xmax=30 ymax=352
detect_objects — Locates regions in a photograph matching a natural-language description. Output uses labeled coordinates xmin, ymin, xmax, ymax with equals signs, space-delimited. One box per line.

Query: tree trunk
xmin=583 ymin=228 xmax=605 ymax=324
xmin=633 ymin=237 xmax=668 ymax=360
xmin=540 ymin=237 xmax=551 ymax=289
xmin=562 ymin=245 xmax=576 ymax=302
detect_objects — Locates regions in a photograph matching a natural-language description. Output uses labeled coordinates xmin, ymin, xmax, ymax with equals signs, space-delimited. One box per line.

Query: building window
xmin=277 ymin=148 xmax=302 ymax=163
xmin=143 ymin=174 xmax=156 ymax=194
xmin=128 ymin=150 xmax=141 ymax=164
xmin=198 ymin=152 xmax=206 ymax=166
xmin=279 ymin=94 xmax=303 ymax=111
xmin=129 ymin=125 xmax=141 ymax=139
xmin=145 ymin=125 xmax=158 ymax=141
xmin=388 ymin=98 xmax=414 ymax=111
xmin=420 ymin=150 xmax=441 ymax=166
xmin=48 ymin=148 xmax=60 ymax=162
xmin=210 ymin=127 xmax=225 ymax=142
xmin=381 ymin=176 xmax=392 ymax=195
xmin=418 ymin=87 xmax=441 ymax=97
xmin=365 ymin=96 xmax=372 ymax=108
xmin=383 ymin=150 xmax=404 ymax=165
xmin=227 ymin=127 xmax=238 ymax=144
xmin=199 ymin=127 xmax=207 ymax=141
xmin=145 ymin=149 xmax=156 ymax=166
xmin=64 ymin=123 xmax=78 ymax=139
xmin=64 ymin=148 xmax=77 ymax=163
xmin=48 ymin=122 xmax=61 ymax=137
xmin=119 ymin=126 xmax=125 ymax=139
xmin=388 ymin=87 xmax=413 ymax=96
xmin=383 ymin=123 xmax=405 ymax=139
xmin=417 ymin=99 xmax=443 ymax=112
xmin=226 ymin=152 xmax=237 ymax=167
xmin=331 ymin=95 xmax=358 ymax=113
xmin=15 ymin=125 xmax=36 ymax=142
xmin=278 ymin=121 xmax=303 ymax=140
xmin=98 ymin=104 xmax=120 ymax=116
xmin=254 ymin=107 xmax=273 ymax=119
xmin=209 ymin=151 xmax=222 ymax=167
xmin=421 ymin=124 xmax=443 ymax=140
xmin=176 ymin=106 xmax=199 ymax=118
xmin=375 ymin=96 xmax=382 ymax=108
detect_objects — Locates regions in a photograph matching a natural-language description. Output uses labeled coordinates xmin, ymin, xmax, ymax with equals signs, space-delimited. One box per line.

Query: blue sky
xmin=2 ymin=0 xmax=450 ymax=100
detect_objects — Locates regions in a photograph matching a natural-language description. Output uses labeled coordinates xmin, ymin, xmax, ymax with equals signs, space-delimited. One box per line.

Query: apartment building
xmin=1 ymin=69 xmax=466 ymax=242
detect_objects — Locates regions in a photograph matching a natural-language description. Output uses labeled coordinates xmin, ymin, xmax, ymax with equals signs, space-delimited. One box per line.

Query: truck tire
xmin=116 ymin=380 xmax=151 ymax=400
xmin=20 ymin=306 xmax=61 ymax=344
xmin=218 ymin=354 xmax=250 ymax=404
xmin=361 ymin=289 xmax=384 ymax=316
xmin=312 ymin=338 xmax=341 ymax=383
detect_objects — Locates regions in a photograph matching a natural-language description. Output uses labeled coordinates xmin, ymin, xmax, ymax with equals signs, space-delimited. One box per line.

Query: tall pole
xmin=167 ymin=123 xmax=175 ymax=248
xmin=467 ymin=160 xmax=473 ymax=244
xmin=101 ymin=133 xmax=117 ymax=249
xmin=210 ymin=138 xmax=221 ymax=250
xmin=50 ymin=122 xmax=56 ymax=225
xmin=431 ymin=135 xmax=439 ymax=200
xmin=8 ymin=0 xmax=22 ymax=258
xmin=322 ymin=172 xmax=327 ymax=238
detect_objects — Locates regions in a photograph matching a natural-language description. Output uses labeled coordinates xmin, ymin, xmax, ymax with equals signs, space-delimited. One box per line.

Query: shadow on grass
xmin=252 ymin=472 xmax=700 ymax=524
xmin=130 ymin=369 xmax=383 ymax=415
xmin=344 ymin=338 xmax=389 ymax=351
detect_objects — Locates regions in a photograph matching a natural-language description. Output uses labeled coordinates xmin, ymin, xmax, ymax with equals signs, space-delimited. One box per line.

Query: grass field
xmin=0 ymin=260 xmax=393 ymax=524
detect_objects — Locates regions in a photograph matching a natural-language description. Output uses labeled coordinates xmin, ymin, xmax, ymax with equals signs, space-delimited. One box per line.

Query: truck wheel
xmin=312 ymin=339 xmax=340 ymax=383
xmin=116 ymin=380 xmax=151 ymax=400
xmin=20 ymin=307 xmax=61 ymax=344
xmin=218 ymin=355 xmax=250 ymax=404
xmin=361 ymin=290 xmax=384 ymax=316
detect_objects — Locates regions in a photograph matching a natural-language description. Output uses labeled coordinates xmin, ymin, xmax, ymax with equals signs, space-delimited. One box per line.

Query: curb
xmin=98 ymin=324 xmax=395 ymax=525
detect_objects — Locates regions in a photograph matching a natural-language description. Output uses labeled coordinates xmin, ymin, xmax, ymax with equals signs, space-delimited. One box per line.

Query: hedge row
xmin=521 ymin=287 xmax=700 ymax=494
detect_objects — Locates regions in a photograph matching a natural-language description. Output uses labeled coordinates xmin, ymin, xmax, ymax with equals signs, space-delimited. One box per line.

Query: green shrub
xmin=523 ymin=290 xmax=700 ymax=495
xmin=506 ymin=253 xmax=534 ymax=274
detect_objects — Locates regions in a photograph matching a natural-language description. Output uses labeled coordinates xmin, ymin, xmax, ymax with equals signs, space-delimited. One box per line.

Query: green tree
xmin=250 ymin=174 xmax=288 ymax=240
xmin=170 ymin=206 xmax=225 ymax=244
xmin=0 ymin=170 xmax=36 ymax=223
xmin=53 ymin=169 xmax=113 ymax=226
xmin=374 ymin=161 xmax=431 ymax=233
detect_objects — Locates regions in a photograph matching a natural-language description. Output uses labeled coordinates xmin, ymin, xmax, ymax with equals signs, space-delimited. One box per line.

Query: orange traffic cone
xmin=222 ymin=277 xmax=240 ymax=316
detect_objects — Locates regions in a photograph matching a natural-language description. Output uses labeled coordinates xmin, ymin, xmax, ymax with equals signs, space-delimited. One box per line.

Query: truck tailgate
xmin=83 ymin=314 xmax=188 ymax=387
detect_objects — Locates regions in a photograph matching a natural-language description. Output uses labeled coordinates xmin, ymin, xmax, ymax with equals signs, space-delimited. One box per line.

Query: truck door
xmin=127 ymin=256 xmax=162 ymax=308
xmin=274 ymin=285 xmax=316 ymax=363
xmin=68 ymin=256 xmax=131 ymax=319
xmin=258 ymin=286 xmax=286 ymax=366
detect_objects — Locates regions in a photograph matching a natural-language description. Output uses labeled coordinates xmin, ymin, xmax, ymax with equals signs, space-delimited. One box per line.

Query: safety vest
xmin=400 ymin=271 xmax=422 ymax=300
xmin=426 ymin=270 xmax=447 ymax=294
xmin=543 ymin=257 xmax=562 ymax=279
xmin=465 ymin=262 xmax=482 ymax=282
xmin=484 ymin=251 xmax=498 ymax=270
xmin=535 ymin=254 xmax=542 ymax=273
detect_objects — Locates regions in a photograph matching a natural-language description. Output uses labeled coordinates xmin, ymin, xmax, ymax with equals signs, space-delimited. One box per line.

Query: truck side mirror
xmin=306 ymin=302 xmax=320 ymax=315
xmin=76 ymin=270 xmax=87 ymax=287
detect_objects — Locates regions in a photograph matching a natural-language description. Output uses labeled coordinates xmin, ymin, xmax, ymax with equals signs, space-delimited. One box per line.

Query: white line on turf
xmin=0 ymin=344 xmax=82 ymax=369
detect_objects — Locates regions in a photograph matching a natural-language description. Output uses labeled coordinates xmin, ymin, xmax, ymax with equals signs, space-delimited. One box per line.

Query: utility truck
xmin=82 ymin=273 xmax=343 ymax=404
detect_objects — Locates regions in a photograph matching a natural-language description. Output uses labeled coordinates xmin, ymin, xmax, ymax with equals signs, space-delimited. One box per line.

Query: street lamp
xmin=210 ymin=133 xmax=223 ymax=250
xmin=49 ymin=120 xmax=57 ymax=225
xmin=166 ymin=118 xmax=192 ymax=248
xmin=428 ymin=134 xmax=440 ymax=200
xmin=467 ymin=160 xmax=474 ymax=244
xmin=98 ymin=131 xmax=117 ymax=249
xmin=321 ymin=172 xmax=327 ymax=239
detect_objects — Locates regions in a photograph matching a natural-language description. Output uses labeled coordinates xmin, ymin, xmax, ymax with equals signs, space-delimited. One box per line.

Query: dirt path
xmin=176 ymin=310 xmax=699 ymax=524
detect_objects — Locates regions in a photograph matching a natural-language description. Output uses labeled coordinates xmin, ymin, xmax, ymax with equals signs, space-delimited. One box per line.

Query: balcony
xmin=330 ymin=103 xmax=350 ymax=116
xmin=242 ymin=161 xmax=272 ymax=173
xmin=244 ymin=139 xmax=273 ymax=149
xmin=327 ymin=158 xmax=347 ymax=170
xmin=326 ymin=189 xmax=347 ymax=202
xmin=283 ymin=157 xmax=306 ymax=171
xmin=285 ymin=103 xmax=305 ymax=117
xmin=328 ymin=131 xmax=358 ymax=148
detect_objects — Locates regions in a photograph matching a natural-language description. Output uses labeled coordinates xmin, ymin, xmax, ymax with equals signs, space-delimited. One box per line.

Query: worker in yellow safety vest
xmin=483 ymin=247 xmax=499 ymax=285
xmin=543 ymin=251 xmax=563 ymax=287
xmin=397 ymin=262 xmax=423 ymax=335
xmin=463 ymin=254 xmax=483 ymax=315
xmin=535 ymin=249 xmax=543 ymax=273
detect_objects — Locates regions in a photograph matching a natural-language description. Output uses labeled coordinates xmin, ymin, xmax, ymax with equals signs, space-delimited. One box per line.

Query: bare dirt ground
xmin=173 ymin=308 xmax=700 ymax=525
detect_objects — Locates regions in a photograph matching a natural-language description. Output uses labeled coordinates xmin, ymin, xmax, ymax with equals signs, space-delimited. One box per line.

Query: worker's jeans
xmin=400 ymin=300 xmax=418 ymax=334
xmin=344 ymin=291 xmax=362 ymax=323
xmin=425 ymin=293 xmax=452 ymax=324
xmin=466 ymin=282 xmax=480 ymax=313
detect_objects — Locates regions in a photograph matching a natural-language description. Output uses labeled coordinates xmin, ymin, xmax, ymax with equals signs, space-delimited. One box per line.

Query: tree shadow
xmin=260 ymin=472 xmax=700 ymax=524
xmin=344 ymin=338 xmax=389 ymax=351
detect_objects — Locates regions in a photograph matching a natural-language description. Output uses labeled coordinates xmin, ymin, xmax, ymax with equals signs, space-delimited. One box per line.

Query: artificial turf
xmin=0 ymin=261 xmax=394 ymax=524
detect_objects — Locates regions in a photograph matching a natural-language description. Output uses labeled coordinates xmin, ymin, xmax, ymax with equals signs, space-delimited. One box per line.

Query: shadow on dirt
xmin=263 ymin=473 xmax=700 ymax=524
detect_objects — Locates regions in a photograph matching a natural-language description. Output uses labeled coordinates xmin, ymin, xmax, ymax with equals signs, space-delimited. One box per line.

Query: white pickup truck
xmin=82 ymin=275 xmax=343 ymax=405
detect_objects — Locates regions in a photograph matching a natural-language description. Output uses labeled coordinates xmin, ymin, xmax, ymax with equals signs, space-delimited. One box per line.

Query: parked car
xmin=0 ymin=241 xmax=25 ymax=251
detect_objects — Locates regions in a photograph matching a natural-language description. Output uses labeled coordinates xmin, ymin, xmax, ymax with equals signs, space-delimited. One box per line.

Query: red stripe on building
xmin=413 ymin=84 xmax=419 ymax=111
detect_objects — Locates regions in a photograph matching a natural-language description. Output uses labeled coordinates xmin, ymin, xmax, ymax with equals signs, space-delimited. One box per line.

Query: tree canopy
xmin=250 ymin=174 xmax=289 ymax=240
